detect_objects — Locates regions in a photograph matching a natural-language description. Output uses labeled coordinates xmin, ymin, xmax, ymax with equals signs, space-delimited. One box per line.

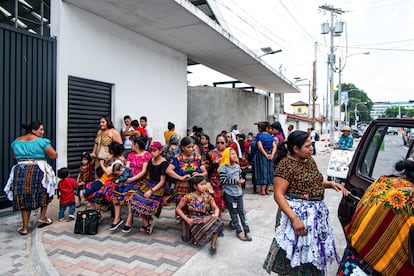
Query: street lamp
xmin=294 ymin=77 xmax=311 ymax=117
xmin=355 ymin=102 xmax=367 ymax=128
xmin=258 ymin=47 xmax=282 ymax=58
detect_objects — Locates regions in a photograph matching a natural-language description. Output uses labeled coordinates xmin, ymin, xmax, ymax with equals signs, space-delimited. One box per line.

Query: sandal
xmin=37 ymin=218 xmax=53 ymax=228
xmin=17 ymin=228 xmax=28 ymax=236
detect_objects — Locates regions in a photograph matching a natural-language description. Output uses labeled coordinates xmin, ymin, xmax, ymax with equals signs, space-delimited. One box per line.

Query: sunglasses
xmin=216 ymin=141 xmax=226 ymax=145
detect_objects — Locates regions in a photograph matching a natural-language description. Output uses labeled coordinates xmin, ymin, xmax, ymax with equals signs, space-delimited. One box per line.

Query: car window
xmin=359 ymin=125 xmax=413 ymax=180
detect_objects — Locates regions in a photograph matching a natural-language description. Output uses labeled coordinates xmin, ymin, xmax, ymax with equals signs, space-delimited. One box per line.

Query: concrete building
xmin=371 ymin=101 xmax=414 ymax=119
xmin=0 ymin=0 xmax=299 ymax=203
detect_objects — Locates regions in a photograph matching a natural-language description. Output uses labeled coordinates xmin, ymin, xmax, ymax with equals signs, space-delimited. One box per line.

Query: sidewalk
xmin=0 ymin=150 xmax=345 ymax=275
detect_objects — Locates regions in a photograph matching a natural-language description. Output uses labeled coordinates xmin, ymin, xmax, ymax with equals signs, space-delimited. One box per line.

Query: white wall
xmin=51 ymin=1 xmax=187 ymax=168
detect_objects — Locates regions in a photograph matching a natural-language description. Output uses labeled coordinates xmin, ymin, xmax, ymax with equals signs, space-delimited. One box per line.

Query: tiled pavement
xmin=41 ymin=191 xmax=262 ymax=276
xmin=1 ymin=148 xmax=343 ymax=275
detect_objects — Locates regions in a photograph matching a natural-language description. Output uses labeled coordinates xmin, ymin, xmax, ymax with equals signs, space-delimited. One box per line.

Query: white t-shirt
xmin=122 ymin=126 xmax=134 ymax=149
xmin=310 ymin=131 xmax=316 ymax=142
xmin=145 ymin=125 xmax=153 ymax=138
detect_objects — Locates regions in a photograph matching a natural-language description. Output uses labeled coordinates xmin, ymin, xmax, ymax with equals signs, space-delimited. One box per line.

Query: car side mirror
xmin=410 ymin=224 xmax=414 ymax=265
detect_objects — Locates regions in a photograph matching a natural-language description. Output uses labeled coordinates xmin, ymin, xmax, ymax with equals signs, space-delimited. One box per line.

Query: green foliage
xmin=383 ymin=106 xmax=414 ymax=118
xmin=334 ymin=83 xmax=373 ymax=124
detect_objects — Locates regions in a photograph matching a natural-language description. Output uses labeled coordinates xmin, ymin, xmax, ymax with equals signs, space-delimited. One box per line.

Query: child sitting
xmin=57 ymin=167 xmax=79 ymax=221
xmin=175 ymin=176 xmax=224 ymax=255
xmin=219 ymin=148 xmax=252 ymax=241
xmin=80 ymin=166 xmax=105 ymax=201
xmin=76 ymin=152 xmax=94 ymax=207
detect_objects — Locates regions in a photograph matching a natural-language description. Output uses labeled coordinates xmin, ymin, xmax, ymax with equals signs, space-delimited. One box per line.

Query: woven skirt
xmin=12 ymin=164 xmax=51 ymax=211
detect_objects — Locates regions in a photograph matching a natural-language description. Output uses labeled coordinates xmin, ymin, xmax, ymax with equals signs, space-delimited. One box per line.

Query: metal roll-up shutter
xmin=0 ymin=24 xmax=56 ymax=207
xmin=67 ymin=76 xmax=112 ymax=178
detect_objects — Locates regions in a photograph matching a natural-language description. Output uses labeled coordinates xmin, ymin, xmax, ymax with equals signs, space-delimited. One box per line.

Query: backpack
xmin=315 ymin=132 xmax=320 ymax=141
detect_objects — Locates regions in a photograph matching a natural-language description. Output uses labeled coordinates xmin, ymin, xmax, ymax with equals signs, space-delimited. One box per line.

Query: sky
xmin=186 ymin=0 xmax=414 ymax=113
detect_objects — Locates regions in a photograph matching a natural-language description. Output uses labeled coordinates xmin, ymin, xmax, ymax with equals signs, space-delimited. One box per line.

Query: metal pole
xmin=312 ymin=42 xmax=317 ymax=129
xmin=308 ymin=80 xmax=311 ymax=118
xmin=329 ymin=9 xmax=335 ymax=146
xmin=14 ymin=0 xmax=18 ymax=28
xmin=40 ymin=0 xmax=44 ymax=35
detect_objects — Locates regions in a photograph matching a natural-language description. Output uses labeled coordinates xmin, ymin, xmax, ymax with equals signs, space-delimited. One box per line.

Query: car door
xmin=338 ymin=118 xmax=414 ymax=230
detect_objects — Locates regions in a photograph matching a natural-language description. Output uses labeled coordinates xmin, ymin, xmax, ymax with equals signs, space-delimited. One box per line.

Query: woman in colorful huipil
xmin=263 ymin=131 xmax=349 ymax=275
xmin=5 ymin=121 xmax=58 ymax=235
xmin=205 ymin=134 xmax=228 ymax=211
xmin=176 ymin=176 xmax=224 ymax=255
xmin=166 ymin=137 xmax=207 ymax=237
xmin=128 ymin=142 xmax=169 ymax=235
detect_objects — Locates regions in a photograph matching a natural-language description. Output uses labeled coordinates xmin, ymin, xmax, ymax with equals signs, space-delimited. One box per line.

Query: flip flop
xmin=37 ymin=218 xmax=53 ymax=228
xmin=17 ymin=228 xmax=28 ymax=235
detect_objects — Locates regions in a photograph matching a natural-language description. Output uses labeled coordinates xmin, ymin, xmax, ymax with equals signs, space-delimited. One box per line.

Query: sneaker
xmin=121 ymin=225 xmax=132 ymax=233
xmin=109 ymin=219 xmax=124 ymax=231
xmin=68 ymin=215 xmax=75 ymax=220
xmin=59 ymin=217 xmax=65 ymax=222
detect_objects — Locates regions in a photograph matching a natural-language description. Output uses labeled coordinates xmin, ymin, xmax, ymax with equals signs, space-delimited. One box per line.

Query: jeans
xmin=312 ymin=141 xmax=316 ymax=155
xmin=59 ymin=203 xmax=75 ymax=219
xmin=223 ymin=193 xmax=250 ymax=234
xmin=83 ymin=180 xmax=104 ymax=198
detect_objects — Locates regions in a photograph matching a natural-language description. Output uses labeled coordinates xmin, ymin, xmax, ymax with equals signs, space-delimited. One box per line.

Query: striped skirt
xmin=185 ymin=214 xmax=224 ymax=246
xmin=10 ymin=164 xmax=51 ymax=211
xmin=130 ymin=181 xmax=168 ymax=218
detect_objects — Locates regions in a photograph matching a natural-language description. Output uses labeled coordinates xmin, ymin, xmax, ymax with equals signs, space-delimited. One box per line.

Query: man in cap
xmin=335 ymin=125 xmax=354 ymax=150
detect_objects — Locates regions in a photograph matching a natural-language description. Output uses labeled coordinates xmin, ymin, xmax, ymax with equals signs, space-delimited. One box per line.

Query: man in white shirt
xmin=121 ymin=115 xmax=134 ymax=157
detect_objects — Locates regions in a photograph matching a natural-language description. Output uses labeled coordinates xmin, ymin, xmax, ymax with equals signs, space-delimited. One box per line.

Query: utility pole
xmin=320 ymin=4 xmax=345 ymax=146
xmin=312 ymin=42 xmax=317 ymax=129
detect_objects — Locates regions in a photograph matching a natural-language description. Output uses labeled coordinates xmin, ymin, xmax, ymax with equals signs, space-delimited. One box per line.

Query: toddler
xmin=112 ymin=163 xmax=134 ymax=187
xmin=219 ymin=148 xmax=252 ymax=241
xmin=80 ymin=167 xmax=105 ymax=201
xmin=76 ymin=152 xmax=94 ymax=206
xmin=57 ymin=167 xmax=79 ymax=221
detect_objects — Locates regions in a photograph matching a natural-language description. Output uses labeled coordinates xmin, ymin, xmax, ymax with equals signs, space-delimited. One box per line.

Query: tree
xmin=383 ymin=106 xmax=414 ymax=118
xmin=334 ymin=83 xmax=373 ymax=125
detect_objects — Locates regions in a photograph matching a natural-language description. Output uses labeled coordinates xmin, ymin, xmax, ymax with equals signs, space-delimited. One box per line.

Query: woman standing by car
xmin=5 ymin=121 xmax=58 ymax=235
xmin=263 ymin=130 xmax=348 ymax=275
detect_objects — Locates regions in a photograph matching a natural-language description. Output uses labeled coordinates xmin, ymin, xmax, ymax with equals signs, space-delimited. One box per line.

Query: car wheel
xmin=327 ymin=176 xmax=332 ymax=181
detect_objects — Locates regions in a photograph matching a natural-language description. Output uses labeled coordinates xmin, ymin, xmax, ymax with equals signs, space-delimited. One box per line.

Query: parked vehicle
xmin=351 ymin=128 xmax=362 ymax=138
xmin=387 ymin=126 xmax=399 ymax=135
xmin=338 ymin=119 xmax=414 ymax=229
xmin=337 ymin=118 xmax=414 ymax=275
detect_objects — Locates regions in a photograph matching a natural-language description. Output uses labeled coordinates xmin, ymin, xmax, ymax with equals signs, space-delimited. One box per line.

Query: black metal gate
xmin=67 ymin=76 xmax=112 ymax=178
xmin=0 ymin=24 xmax=56 ymax=206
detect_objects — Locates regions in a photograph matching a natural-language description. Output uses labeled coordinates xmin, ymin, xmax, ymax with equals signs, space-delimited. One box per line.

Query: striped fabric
xmin=188 ymin=215 xmax=224 ymax=246
xmin=12 ymin=164 xmax=51 ymax=211
xmin=346 ymin=176 xmax=414 ymax=275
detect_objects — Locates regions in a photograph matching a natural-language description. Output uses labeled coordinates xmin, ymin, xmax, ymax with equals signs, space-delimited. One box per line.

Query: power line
xmin=351 ymin=38 xmax=414 ymax=47
xmin=214 ymin=0 xmax=292 ymax=51
xmin=337 ymin=45 xmax=414 ymax=52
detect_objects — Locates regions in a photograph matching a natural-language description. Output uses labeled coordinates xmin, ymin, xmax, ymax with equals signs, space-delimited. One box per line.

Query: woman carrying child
xmin=114 ymin=136 xmax=152 ymax=232
xmin=128 ymin=142 xmax=169 ymax=234
xmin=219 ymin=148 xmax=252 ymax=241
xmin=176 ymin=176 xmax=224 ymax=255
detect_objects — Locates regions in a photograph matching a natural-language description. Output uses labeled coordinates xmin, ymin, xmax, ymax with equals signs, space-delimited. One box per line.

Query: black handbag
xmin=74 ymin=209 xmax=99 ymax=235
